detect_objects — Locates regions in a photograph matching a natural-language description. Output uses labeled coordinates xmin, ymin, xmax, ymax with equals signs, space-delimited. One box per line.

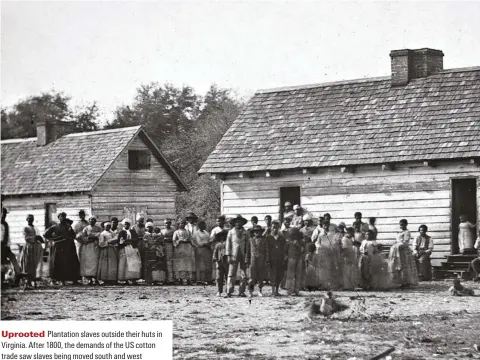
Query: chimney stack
xmin=36 ymin=120 xmax=75 ymax=146
xmin=390 ymin=48 xmax=444 ymax=86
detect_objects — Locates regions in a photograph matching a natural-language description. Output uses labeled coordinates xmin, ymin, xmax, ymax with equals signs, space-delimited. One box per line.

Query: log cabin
xmin=1 ymin=122 xmax=188 ymax=246
xmin=199 ymin=48 xmax=480 ymax=267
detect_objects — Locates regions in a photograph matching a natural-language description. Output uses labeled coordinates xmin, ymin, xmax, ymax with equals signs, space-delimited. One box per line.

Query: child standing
xmin=359 ymin=230 xmax=378 ymax=289
xmin=247 ymin=225 xmax=268 ymax=297
xmin=212 ymin=232 xmax=229 ymax=297
xmin=285 ymin=227 xmax=305 ymax=296
xmin=151 ymin=227 xmax=166 ymax=284
xmin=266 ymin=220 xmax=287 ymax=296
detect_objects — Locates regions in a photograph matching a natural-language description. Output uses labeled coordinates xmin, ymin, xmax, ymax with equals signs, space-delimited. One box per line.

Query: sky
xmin=1 ymin=1 xmax=480 ymax=121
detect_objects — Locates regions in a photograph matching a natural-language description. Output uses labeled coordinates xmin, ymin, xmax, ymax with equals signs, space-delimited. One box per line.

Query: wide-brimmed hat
xmin=232 ymin=214 xmax=248 ymax=226
xmin=252 ymin=225 xmax=264 ymax=234
xmin=185 ymin=212 xmax=198 ymax=221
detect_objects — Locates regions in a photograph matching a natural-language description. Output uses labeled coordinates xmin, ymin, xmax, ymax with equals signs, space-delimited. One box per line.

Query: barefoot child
xmin=212 ymin=232 xmax=229 ymax=296
xmin=247 ymin=225 xmax=268 ymax=297
xmin=285 ymin=227 xmax=305 ymax=296
xmin=266 ymin=220 xmax=287 ymax=296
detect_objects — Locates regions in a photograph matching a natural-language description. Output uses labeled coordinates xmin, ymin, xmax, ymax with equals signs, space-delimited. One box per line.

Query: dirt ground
xmin=2 ymin=281 xmax=480 ymax=360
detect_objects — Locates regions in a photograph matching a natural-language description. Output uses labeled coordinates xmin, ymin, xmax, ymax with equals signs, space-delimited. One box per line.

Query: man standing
xmin=352 ymin=212 xmax=369 ymax=234
xmin=225 ymin=215 xmax=249 ymax=297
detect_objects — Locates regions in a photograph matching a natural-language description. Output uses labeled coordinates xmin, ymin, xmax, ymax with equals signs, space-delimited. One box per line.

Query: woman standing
xmin=458 ymin=214 xmax=476 ymax=254
xmin=20 ymin=214 xmax=44 ymax=288
xmin=388 ymin=219 xmax=418 ymax=287
xmin=79 ymin=216 xmax=102 ymax=285
xmin=97 ymin=222 xmax=118 ymax=284
xmin=285 ymin=227 xmax=305 ymax=296
xmin=117 ymin=219 xmax=141 ymax=285
xmin=161 ymin=219 xmax=175 ymax=284
xmin=340 ymin=226 xmax=359 ymax=290
xmin=312 ymin=222 xmax=342 ymax=290
xmin=193 ymin=220 xmax=212 ymax=284
xmin=173 ymin=220 xmax=196 ymax=284
xmin=44 ymin=212 xmax=80 ymax=285
xmin=413 ymin=225 xmax=434 ymax=281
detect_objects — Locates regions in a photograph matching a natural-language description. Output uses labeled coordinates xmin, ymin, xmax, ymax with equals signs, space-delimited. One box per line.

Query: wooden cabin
xmin=199 ymin=48 xmax=480 ymax=267
xmin=1 ymin=123 xmax=187 ymax=246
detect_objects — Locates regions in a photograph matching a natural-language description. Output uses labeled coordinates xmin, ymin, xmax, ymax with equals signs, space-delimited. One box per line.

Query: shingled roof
xmin=199 ymin=67 xmax=480 ymax=174
xmin=1 ymin=126 xmax=187 ymax=195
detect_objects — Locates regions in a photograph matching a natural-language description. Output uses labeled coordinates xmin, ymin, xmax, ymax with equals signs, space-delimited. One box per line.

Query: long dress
xmin=20 ymin=225 xmax=44 ymax=281
xmin=388 ymin=230 xmax=418 ymax=286
xmin=312 ymin=231 xmax=342 ymax=290
xmin=151 ymin=233 xmax=167 ymax=283
xmin=341 ymin=235 xmax=359 ymax=290
xmin=79 ymin=225 xmax=102 ymax=277
xmin=97 ymin=230 xmax=118 ymax=281
xmin=193 ymin=230 xmax=213 ymax=282
xmin=117 ymin=228 xmax=141 ymax=281
xmin=161 ymin=227 xmax=175 ymax=283
xmin=173 ymin=229 xmax=195 ymax=281
xmin=414 ymin=235 xmax=433 ymax=281
xmin=73 ymin=219 xmax=88 ymax=256
xmin=44 ymin=223 xmax=80 ymax=282
xmin=458 ymin=221 xmax=475 ymax=253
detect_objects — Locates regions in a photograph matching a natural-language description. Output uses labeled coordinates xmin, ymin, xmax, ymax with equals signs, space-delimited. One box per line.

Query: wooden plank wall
xmin=91 ymin=136 xmax=177 ymax=226
xmin=222 ymin=160 xmax=480 ymax=266
xmin=2 ymin=194 xmax=91 ymax=245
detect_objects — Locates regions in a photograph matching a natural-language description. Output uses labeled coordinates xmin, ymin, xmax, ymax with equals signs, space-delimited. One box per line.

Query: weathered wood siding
xmin=2 ymin=194 xmax=91 ymax=245
xmin=221 ymin=160 xmax=480 ymax=266
xmin=91 ymin=136 xmax=177 ymax=225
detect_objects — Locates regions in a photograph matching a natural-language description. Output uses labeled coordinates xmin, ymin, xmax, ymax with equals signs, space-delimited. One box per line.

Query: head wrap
xmin=103 ymin=222 xmax=111 ymax=227
xmin=136 ymin=214 xmax=144 ymax=221
xmin=293 ymin=205 xmax=300 ymax=210
xmin=146 ymin=222 xmax=154 ymax=228
xmin=284 ymin=201 xmax=292 ymax=207
xmin=303 ymin=214 xmax=312 ymax=221
xmin=122 ymin=218 xmax=132 ymax=225
xmin=89 ymin=216 xmax=97 ymax=221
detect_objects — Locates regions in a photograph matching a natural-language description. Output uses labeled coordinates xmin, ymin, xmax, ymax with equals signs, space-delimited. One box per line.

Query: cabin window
xmin=45 ymin=203 xmax=57 ymax=227
xmin=128 ymin=150 xmax=151 ymax=170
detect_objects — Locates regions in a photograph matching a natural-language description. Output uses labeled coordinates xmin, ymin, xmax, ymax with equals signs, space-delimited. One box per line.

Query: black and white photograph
xmin=1 ymin=1 xmax=480 ymax=359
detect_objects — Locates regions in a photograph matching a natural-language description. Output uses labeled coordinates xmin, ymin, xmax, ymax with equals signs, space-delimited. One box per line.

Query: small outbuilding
xmin=199 ymin=48 xmax=480 ymax=266
xmin=1 ymin=122 xmax=187 ymax=245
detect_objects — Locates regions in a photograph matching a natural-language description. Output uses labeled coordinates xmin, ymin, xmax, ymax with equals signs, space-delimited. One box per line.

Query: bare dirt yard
xmin=2 ymin=281 xmax=480 ymax=360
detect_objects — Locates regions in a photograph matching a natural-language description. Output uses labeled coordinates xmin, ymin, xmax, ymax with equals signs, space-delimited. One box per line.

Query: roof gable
xmin=1 ymin=126 xmax=187 ymax=195
xmin=199 ymin=67 xmax=480 ymax=174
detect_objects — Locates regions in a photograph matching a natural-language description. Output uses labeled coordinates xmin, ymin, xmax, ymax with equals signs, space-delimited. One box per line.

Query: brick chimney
xmin=390 ymin=48 xmax=444 ymax=86
xmin=36 ymin=120 xmax=75 ymax=146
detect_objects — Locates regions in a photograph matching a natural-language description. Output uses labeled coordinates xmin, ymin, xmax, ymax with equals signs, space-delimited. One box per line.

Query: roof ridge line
xmin=256 ymin=65 xmax=480 ymax=94
xmin=0 ymin=137 xmax=36 ymax=144
xmin=65 ymin=125 xmax=142 ymax=137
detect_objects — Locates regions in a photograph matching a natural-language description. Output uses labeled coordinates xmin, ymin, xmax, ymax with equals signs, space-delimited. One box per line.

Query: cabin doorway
xmin=451 ymin=178 xmax=477 ymax=254
xmin=279 ymin=186 xmax=301 ymax=222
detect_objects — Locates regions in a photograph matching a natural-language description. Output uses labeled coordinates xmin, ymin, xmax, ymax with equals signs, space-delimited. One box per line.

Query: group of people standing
xmin=2 ymin=203 xmax=480 ymax=293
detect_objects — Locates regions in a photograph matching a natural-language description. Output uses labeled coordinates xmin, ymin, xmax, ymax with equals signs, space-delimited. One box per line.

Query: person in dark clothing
xmin=43 ymin=212 xmax=81 ymax=285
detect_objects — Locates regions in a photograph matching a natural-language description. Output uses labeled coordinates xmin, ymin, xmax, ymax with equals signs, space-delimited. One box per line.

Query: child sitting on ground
xmin=449 ymin=279 xmax=475 ymax=296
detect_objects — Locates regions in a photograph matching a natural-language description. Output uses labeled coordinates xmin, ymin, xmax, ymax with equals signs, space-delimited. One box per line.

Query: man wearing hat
xmin=291 ymin=205 xmax=304 ymax=228
xmin=225 ymin=215 xmax=250 ymax=297
xmin=44 ymin=212 xmax=81 ymax=285
xmin=161 ymin=219 xmax=175 ymax=284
